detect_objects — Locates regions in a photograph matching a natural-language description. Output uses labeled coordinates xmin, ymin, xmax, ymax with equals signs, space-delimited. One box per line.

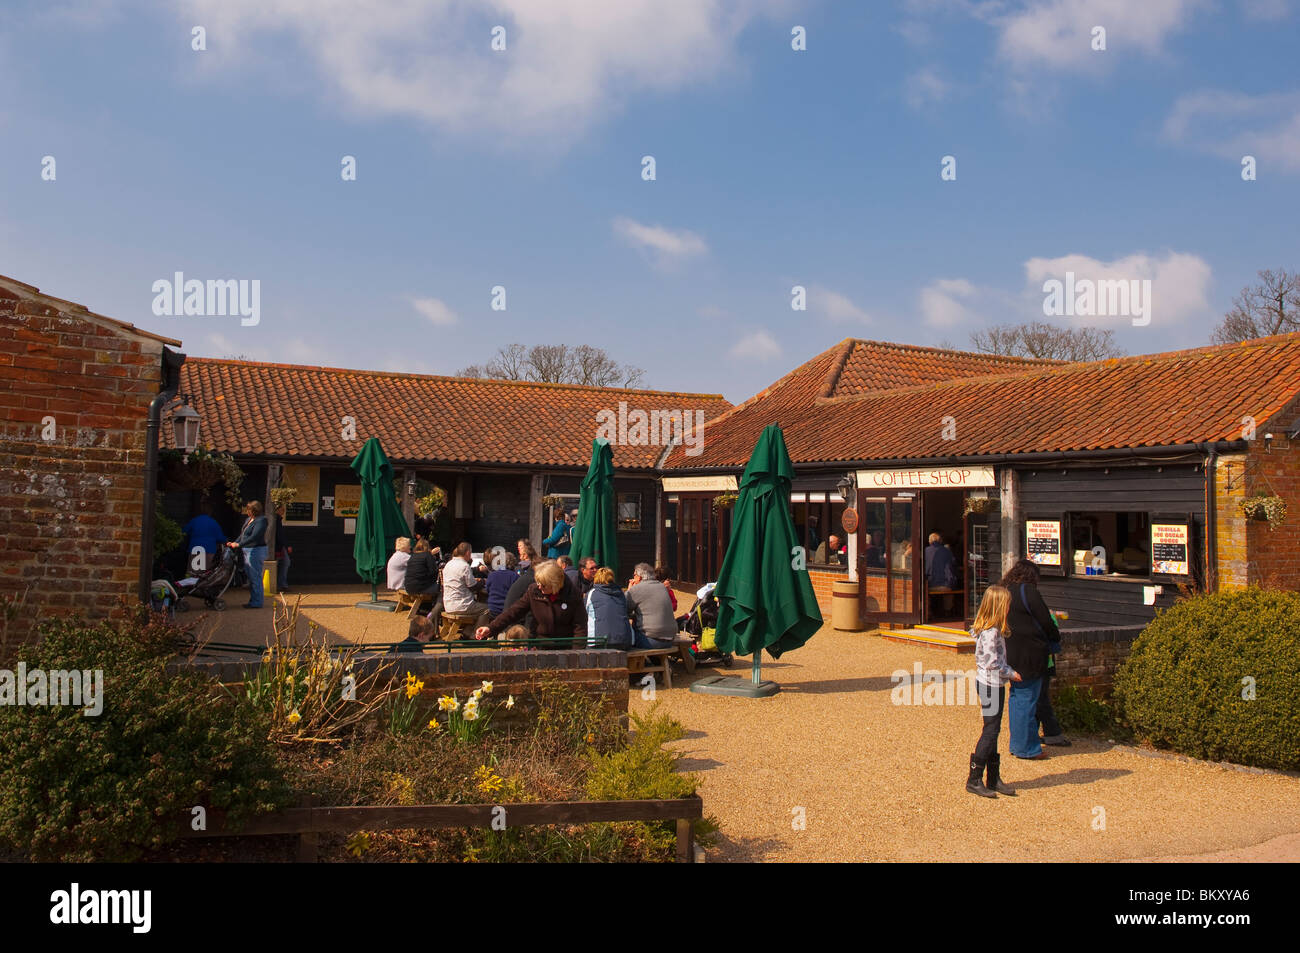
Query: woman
xmin=476 ymin=560 xmax=586 ymax=648
xmin=541 ymin=507 xmax=572 ymax=559
xmin=585 ymin=567 xmax=633 ymax=649
xmin=226 ymin=500 xmax=269 ymax=609
xmin=402 ymin=538 xmax=442 ymax=599
xmin=999 ymin=558 xmax=1062 ymax=759
xmin=485 ymin=549 xmax=520 ymax=617
xmin=386 ymin=537 xmax=412 ymax=592
xmin=516 ymin=539 xmax=537 ymax=571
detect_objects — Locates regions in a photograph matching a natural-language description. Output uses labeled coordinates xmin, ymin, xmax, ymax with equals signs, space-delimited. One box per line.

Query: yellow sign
xmin=281 ymin=464 xmax=319 ymax=526
xmin=1151 ymin=522 xmax=1189 ymax=576
xmin=334 ymin=484 xmax=362 ymax=519
xmin=1026 ymin=519 xmax=1062 ymax=566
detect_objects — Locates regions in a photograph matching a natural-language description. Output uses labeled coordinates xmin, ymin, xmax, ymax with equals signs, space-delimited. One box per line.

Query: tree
xmin=1211 ymin=269 xmax=1300 ymax=344
xmin=969 ymin=321 xmax=1123 ymax=362
xmin=456 ymin=343 xmax=646 ymax=388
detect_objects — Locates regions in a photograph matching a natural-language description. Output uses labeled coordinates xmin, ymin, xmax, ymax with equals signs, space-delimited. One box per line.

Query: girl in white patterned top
xmin=967 ymin=585 xmax=1021 ymax=798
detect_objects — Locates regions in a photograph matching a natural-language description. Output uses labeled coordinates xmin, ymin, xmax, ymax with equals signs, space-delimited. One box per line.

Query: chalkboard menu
xmin=285 ymin=501 xmax=314 ymax=523
xmin=1025 ymin=518 xmax=1063 ymax=573
xmin=1151 ymin=519 xmax=1190 ymax=576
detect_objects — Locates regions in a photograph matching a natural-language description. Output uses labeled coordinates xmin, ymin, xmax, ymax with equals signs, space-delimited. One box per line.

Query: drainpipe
xmin=139 ymin=348 xmax=186 ymax=603
xmin=1200 ymin=443 xmax=1217 ymax=591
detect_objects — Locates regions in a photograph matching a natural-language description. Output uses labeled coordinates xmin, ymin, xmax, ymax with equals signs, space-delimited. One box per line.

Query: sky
xmin=1 ymin=0 xmax=1297 ymax=404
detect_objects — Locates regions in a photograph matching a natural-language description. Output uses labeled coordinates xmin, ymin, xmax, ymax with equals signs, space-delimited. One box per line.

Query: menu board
xmin=1026 ymin=519 xmax=1062 ymax=566
xmin=333 ymin=484 xmax=362 ymax=519
xmin=1151 ymin=521 xmax=1189 ymax=576
xmin=285 ymin=501 xmax=314 ymax=522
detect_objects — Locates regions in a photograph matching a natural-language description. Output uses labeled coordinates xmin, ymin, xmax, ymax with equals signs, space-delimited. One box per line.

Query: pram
xmin=679 ymin=583 xmax=734 ymax=668
xmin=172 ymin=546 xmax=240 ymax=611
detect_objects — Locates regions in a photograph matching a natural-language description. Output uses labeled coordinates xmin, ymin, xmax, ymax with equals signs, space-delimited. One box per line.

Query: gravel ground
xmin=630 ymin=622 xmax=1300 ymax=863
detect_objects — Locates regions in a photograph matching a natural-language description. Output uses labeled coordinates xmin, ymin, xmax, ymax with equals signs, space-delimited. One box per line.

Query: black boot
xmin=987 ymin=753 xmax=1017 ymax=796
xmin=966 ymin=754 xmax=996 ymax=798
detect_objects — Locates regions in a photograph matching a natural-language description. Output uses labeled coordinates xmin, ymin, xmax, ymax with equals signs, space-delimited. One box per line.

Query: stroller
xmin=172 ymin=546 xmax=240 ymax=611
xmin=679 ymin=583 xmax=734 ymax=668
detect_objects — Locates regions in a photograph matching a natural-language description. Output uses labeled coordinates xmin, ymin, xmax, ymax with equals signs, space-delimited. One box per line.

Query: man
xmin=925 ymin=531 xmax=957 ymax=615
xmin=625 ymin=562 xmax=678 ymax=649
xmin=433 ymin=541 xmax=489 ymax=634
xmin=569 ymin=556 xmax=598 ymax=597
xmin=814 ymin=534 xmax=844 ymax=566
xmin=181 ymin=505 xmax=225 ymax=574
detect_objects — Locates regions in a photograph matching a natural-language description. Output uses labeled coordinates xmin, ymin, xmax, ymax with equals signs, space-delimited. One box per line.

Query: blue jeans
xmin=634 ymin=630 xmax=674 ymax=650
xmin=243 ymin=546 xmax=267 ymax=607
xmin=1008 ymin=677 xmax=1044 ymax=757
xmin=277 ymin=550 xmax=291 ymax=590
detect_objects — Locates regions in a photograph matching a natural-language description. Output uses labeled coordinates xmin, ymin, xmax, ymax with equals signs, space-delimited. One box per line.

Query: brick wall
xmin=1243 ymin=434 xmax=1300 ymax=589
xmin=807 ymin=566 xmax=846 ymax=613
xmin=1053 ymin=626 xmax=1141 ymax=697
xmin=1213 ymin=453 xmax=1249 ymax=589
xmin=0 ymin=282 xmax=169 ymax=650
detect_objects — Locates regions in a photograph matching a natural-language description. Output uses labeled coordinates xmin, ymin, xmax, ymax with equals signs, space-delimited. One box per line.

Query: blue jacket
xmin=585 ymin=584 xmax=632 ymax=649
xmin=182 ymin=514 xmax=226 ymax=554
xmin=485 ymin=569 xmax=520 ymax=616
xmin=542 ymin=519 xmax=571 ymax=558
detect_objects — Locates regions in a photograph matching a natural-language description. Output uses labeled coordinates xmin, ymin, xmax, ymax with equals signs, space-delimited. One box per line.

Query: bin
xmin=832 ymin=579 xmax=863 ymax=631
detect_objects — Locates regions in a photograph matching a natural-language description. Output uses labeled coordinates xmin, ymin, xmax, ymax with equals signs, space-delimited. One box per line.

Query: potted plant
xmin=540 ymin=494 xmax=563 ymax=510
xmin=415 ymin=487 xmax=448 ymax=518
xmin=964 ymin=496 xmax=998 ymax=516
xmin=270 ymin=486 xmax=299 ymax=509
xmin=712 ymin=492 xmax=738 ymax=512
xmin=1239 ymin=493 xmax=1287 ymax=530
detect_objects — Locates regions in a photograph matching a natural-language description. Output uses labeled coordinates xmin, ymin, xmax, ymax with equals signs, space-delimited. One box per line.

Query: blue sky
xmin=1 ymin=0 xmax=1297 ymax=403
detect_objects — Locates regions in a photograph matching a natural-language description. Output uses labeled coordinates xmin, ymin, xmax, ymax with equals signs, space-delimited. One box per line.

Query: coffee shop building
xmin=659 ymin=335 xmax=1300 ymax=646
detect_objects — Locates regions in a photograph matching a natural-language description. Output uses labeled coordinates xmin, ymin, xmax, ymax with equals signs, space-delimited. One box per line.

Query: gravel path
xmin=630 ymin=623 xmax=1300 ymax=863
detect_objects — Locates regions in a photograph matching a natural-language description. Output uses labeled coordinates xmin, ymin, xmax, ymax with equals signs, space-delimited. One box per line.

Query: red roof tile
xmin=666 ymin=335 xmax=1300 ymax=469
xmin=169 ymin=358 xmax=732 ymax=469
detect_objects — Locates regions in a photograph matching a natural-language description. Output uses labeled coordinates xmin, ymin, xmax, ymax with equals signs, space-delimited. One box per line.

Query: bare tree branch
xmin=1211 ymin=268 xmax=1300 ymax=344
xmin=457 ymin=343 xmax=647 ymax=387
xmin=970 ymin=321 xmax=1123 ymax=362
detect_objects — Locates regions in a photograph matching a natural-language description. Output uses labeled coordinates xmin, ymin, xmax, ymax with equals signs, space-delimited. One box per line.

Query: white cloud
xmin=729 ymin=329 xmax=781 ymax=360
xmin=174 ymin=0 xmax=790 ymax=146
xmin=1163 ymin=89 xmax=1300 ymax=173
xmin=814 ymin=286 xmax=873 ymax=324
xmin=612 ymin=217 xmax=708 ymax=266
xmin=919 ymin=278 xmax=980 ymax=328
xmin=1022 ymin=251 xmax=1212 ymax=327
xmin=995 ymin=0 xmax=1205 ymax=71
xmin=410 ymin=296 xmax=459 ymax=326
xmin=903 ymin=67 xmax=952 ymax=109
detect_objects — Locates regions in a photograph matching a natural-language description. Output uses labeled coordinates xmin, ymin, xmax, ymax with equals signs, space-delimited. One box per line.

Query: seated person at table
xmin=626 ymin=563 xmax=678 ymax=649
xmin=476 ymin=561 xmax=587 ymax=648
xmin=402 ymin=538 xmax=442 ymax=599
xmin=436 ymin=542 xmax=490 ymax=633
xmin=485 ymin=549 xmax=520 ymax=616
xmin=925 ymin=532 xmax=957 ymax=615
xmin=585 ymin=567 xmax=633 ymax=649
xmin=814 ymin=534 xmax=845 ymax=566
xmin=653 ymin=565 xmax=679 ymax=613
xmin=863 ymin=531 xmax=886 ymax=568
xmin=387 ymin=537 xmax=412 ymax=592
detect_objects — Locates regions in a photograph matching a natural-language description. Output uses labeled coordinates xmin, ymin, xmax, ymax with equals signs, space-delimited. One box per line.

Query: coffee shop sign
xmin=855 ymin=466 xmax=996 ymax=489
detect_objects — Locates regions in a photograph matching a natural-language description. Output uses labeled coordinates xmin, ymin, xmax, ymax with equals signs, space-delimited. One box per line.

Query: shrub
xmin=1052 ymin=684 xmax=1126 ymax=737
xmin=1113 ymin=587 xmax=1300 ymax=770
xmin=0 ymin=609 xmax=292 ymax=861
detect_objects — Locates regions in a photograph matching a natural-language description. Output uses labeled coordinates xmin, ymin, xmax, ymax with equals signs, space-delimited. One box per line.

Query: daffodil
xmin=427 ymin=718 xmax=441 ymax=731
xmin=481 ymin=680 xmax=493 ymax=694
xmin=462 ymin=706 xmax=479 ymax=722
xmin=438 ymin=695 xmax=459 ymax=712
xmin=505 ymin=695 xmax=515 ymax=709
xmin=288 ymin=709 xmax=301 ymax=725
xmin=471 ymin=688 xmax=483 ymax=702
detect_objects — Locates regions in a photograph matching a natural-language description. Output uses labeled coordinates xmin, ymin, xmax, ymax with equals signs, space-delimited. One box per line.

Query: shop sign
xmin=1151 ymin=522 xmax=1189 ymax=576
xmin=1026 ymin=519 xmax=1062 ymax=566
xmin=662 ymin=475 xmax=738 ymax=492
xmin=334 ymin=484 xmax=362 ymax=519
xmin=856 ymin=466 xmax=996 ymax=489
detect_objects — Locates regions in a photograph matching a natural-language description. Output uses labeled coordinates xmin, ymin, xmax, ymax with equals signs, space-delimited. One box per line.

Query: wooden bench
xmin=395 ymin=590 xmax=434 ymax=622
xmin=438 ymin=610 xmax=483 ymax=642
xmin=627 ymin=636 xmax=696 ymax=689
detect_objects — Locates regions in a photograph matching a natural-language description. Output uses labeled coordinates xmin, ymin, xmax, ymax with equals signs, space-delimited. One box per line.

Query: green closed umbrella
xmin=696 ymin=424 xmax=823 ymax=696
xmin=351 ymin=436 xmax=411 ymax=610
xmin=570 ymin=438 xmax=619 ymax=574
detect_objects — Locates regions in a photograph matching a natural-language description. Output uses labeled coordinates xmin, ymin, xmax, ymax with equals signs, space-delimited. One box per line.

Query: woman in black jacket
xmin=476 ymin=561 xmax=587 ymax=649
xmin=998 ymin=559 xmax=1065 ymax=758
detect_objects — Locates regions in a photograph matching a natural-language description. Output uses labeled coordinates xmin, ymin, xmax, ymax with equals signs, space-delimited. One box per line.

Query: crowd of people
xmin=387 ymin=507 xmax=683 ymax=652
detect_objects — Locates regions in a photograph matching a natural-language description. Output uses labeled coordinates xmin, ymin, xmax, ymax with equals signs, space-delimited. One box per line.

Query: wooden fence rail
xmin=180 ymin=795 xmax=704 ymax=862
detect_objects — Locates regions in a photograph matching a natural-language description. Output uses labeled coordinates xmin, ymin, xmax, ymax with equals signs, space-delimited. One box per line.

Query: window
xmin=795 ymin=493 xmax=848 ymax=567
xmin=1066 ymin=511 xmax=1152 ymax=579
xmin=617 ymin=493 xmax=642 ymax=532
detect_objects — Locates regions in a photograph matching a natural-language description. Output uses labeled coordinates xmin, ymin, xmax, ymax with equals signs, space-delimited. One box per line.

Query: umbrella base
xmin=689 ymin=675 xmax=780 ymax=697
xmin=355 ymin=600 xmax=398 ymax=612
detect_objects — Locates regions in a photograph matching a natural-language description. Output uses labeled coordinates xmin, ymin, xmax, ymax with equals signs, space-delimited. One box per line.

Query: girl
xmin=968 ymin=585 xmax=1021 ymax=798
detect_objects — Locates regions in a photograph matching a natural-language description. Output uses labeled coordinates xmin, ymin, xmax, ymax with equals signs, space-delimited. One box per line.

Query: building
xmin=0 ymin=274 xmax=181 ymax=647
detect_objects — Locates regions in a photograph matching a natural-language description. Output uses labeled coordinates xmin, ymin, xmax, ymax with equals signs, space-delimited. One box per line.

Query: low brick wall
xmin=180 ymin=649 xmax=631 ymax=720
xmin=807 ymin=566 xmax=848 ymax=614
xmin=1053 ymin=625 xmax=1143 ymax=697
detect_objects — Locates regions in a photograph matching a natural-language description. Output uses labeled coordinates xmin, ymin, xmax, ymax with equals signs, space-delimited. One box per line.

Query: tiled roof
xmin=169 ymin=358 xmax=732 ymax=469
xmin=666 ymin=334 xmax=1300 ymax=469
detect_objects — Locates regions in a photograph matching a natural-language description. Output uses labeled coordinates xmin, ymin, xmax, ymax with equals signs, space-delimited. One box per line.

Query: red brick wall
xmin=808 ymin=566 xmax=847 ymax=613
xmin=1243 ymin=434 xmax=1300 ymax=589
xmin=0 ymin=284 xmax=166 ymax=650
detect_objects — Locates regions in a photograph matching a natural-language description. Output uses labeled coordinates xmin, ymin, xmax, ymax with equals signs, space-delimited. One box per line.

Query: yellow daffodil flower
xmin=288 ymin=710 xmax=301 ymax=725
xmin=505 ymin=695 xmax=515 ymax=709
xmin=438 ymin=695 xmax=459 ymax=712
xmin=481 ymin=680 xmax=493 ymax=694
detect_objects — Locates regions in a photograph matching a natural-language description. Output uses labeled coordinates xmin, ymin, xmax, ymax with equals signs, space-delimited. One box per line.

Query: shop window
xmin=794 ymin=493 xmax=847 ymax=567
xmin=1066 ymin=511 xmax=1153 ymax=579
xmin=617 ymin=493 xmax=642 ymax=533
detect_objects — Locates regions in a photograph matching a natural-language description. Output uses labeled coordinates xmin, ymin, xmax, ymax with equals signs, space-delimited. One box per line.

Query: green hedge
xmin=0 ymin=609 xmax=291 ymax=861
xmin=1113 ymin=587 xmax=1300 ymax=770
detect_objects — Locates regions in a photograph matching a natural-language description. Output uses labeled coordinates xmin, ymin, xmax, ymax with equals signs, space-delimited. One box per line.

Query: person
xmin=412 ymin=513 xmax=432 ymax=545
xmin=967 ymin=584 xmax=1021 ymax=798
xmin=226 ymin=500 xmax=269 ymax=609
xmin=653 ymin=565 xmax=678 ymax=612
xmin=403 ymin=538 xmax=443 ymax=602
xmin=925 ymin=531 xmax=957 ymax=615
xmin=429 ymin=503 xmax=452 ymax=553
xmin=892 ymin=540 xmax=914 ymax=573
xmin=516 ymin=539 xmax=537 ymax=571
xmin=476 ymin=560 xmax=587 ymax=648
xmin=181 ymin=505 xmax=225 ymax=574
xmin=556 ymin=555 xmax=573 ymax=572
xmin=439 ymin=541 xmax=490 ymax=632
xmin=401 ymin=615 xmax=435 ymax=651
xmin=485 ymin=550 xmax=520 ymax=617
xmin=273 ymin=503 xmax=292 ymax=593
xmin=815 ymin=534 xmax=844 ymax=566
xmin=864 ymin=531 xmax=886 ymax=568
xmin=585 ymin=567 xmax=633 ymax=649
xmin=542 ymin=507 xmax=572 ymax=559
xmin=387 ymin=537 xmax=412 ymax=592
xmin=1000 ymin=558 xmax=1067 ymax=755
xmin=570 ymin=556 xmax=598 ymax=597
xmin=626 ymin=562 xmax=677 ymax=649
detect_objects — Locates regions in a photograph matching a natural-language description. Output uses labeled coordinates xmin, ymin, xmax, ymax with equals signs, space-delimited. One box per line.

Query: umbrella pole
xmin=752 ymin=651 xmax=761 ymax=686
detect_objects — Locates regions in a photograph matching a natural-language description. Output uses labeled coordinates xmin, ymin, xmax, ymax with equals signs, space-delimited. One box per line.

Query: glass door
xmin=858 ymin=490 xmax=921 ymax=625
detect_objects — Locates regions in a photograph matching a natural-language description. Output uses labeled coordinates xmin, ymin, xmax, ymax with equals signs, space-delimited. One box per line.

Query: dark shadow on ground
xmin=1004 ymin=767 xmax=1131 ymax=790
xmin=706 ymin=830 xmax=787 ymax=863
xmin=780 ymin=675 xmax=908 ymax=695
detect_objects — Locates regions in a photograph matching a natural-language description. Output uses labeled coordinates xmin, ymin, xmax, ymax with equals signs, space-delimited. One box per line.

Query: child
xmin=968 ymin=584 xmax=1021 ymax=798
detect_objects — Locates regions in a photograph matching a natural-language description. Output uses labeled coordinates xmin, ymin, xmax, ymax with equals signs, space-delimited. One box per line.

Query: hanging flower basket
xmin=269 ymin=486 xmax=299 ymax=508
xmin=964 ymin=496 xmax=998 ymax=516
xmin=415 ymin=488 xmax=448 ymax=517
xmin=541 ymin=494 xmax=563 ymax=509
xmin=1239 ymin=494 xmax=1287 ymax=530
xmin=158 ymin=446 xmax=245 ymax=510
xmin=712 ymin=492 xmax=738 ymax=512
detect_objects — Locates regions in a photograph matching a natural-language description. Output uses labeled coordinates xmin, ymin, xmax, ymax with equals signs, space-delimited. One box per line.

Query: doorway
xmin=920 ymin=489 xmax=966 ymax=626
